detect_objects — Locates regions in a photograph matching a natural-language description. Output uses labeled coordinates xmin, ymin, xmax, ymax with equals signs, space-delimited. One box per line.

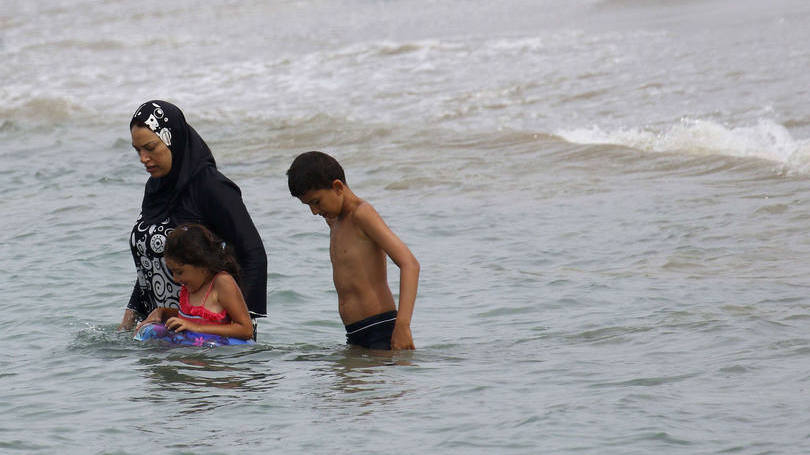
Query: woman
xmin=119 ymin=100 xmax=267 ymax=337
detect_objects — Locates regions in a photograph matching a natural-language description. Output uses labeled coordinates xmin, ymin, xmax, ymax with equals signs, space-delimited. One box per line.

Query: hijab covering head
xmin=130 ymin=100 xmax=217 ymax=224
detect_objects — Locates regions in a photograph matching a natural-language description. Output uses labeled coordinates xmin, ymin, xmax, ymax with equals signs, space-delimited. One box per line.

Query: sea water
xmin=3 ymin=0 xmax=810 ymax=453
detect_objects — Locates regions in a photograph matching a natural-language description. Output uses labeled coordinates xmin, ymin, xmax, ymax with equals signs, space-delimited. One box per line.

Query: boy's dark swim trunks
xmin=345 ymin=310 xmax=398 ymax=350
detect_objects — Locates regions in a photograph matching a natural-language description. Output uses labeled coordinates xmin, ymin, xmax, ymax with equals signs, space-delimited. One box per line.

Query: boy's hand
xmin=391 ymin=322 xmax=415 ymax=350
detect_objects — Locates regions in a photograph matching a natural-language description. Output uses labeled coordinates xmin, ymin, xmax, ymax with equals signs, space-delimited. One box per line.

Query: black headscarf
xmin=130 ymin=100 xmax=217 ymax=224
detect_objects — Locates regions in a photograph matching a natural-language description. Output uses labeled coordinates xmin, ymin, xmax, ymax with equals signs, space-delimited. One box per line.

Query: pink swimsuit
xmin=178 ymin=273 xmax=230 ymax=325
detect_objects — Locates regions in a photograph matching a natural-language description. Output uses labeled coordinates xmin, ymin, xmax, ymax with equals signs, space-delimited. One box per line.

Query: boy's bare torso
xmin=329 ymin=201 xmax=396 ymax=325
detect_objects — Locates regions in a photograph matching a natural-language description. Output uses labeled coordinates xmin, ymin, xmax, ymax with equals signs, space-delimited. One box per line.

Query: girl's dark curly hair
xmin=164 ymin=223 xmax=240 ymax=282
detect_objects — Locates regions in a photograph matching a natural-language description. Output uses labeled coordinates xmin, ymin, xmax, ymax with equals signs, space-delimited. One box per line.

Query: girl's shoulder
xmin=212 ymin=271 xmax=238 ymax=289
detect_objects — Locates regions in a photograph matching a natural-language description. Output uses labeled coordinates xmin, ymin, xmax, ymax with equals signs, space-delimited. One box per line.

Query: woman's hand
xmin=134 ymin=308 xmax=165 ymax=332
xmin=118 ymin=309 xmax=138 ymax=331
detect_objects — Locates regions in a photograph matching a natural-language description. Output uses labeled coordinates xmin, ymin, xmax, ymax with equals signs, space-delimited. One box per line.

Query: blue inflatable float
xmin=134 ymin=322 xmax=254 ymax=347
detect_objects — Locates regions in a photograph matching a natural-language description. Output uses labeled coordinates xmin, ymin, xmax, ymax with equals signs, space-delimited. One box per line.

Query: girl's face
xmin=131 ymin=126 xmax=172 ymax=178
xmin=165 ymin=258 xmax=211 ymax=294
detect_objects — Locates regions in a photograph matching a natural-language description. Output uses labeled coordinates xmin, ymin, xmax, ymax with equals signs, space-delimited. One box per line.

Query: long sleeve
xmin=126 ymin=280 xmax=147 ymax=318
xmin=195 ymin=171 xmax=268 ymax=317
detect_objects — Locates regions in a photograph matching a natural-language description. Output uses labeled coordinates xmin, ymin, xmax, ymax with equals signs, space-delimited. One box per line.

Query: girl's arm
xmin=166 ymin=274 xmax=254 ymax=340
xmin=134 ymin=307 xmax=179 ymax=332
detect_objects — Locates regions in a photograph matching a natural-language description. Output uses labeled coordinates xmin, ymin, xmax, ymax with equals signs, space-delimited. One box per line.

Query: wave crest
xmin=0 ymin=96 xmax=92 ymax=124
xmin=557 ymin=118 xmax=810 ymax=173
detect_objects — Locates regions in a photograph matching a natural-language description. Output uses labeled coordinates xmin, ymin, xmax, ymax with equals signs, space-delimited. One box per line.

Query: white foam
xmin=557 ymin=118 xmax=810 ymax=173
xmin=0 ymin=96 xmax=93 ymax=124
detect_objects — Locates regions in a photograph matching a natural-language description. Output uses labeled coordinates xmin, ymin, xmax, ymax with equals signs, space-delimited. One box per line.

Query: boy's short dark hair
xmin=287 ymin=151 xmax=346 ymax=197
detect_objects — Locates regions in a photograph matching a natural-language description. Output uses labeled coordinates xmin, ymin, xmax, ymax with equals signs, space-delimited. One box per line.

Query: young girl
xmin=135 ymin=223 xmax=255 ymax=340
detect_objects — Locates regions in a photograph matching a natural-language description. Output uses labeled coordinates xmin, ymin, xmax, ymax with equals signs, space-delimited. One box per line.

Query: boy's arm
xmin=355 ymin=204 xmax=420 ymax=350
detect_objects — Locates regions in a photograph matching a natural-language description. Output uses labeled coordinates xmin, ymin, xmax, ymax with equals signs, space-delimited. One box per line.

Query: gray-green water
xmin=3 ymin=0 xmax=810 ymax=453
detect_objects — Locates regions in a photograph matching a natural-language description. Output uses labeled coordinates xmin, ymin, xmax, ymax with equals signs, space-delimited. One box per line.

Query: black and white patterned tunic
xmin=127 ymin=215 xmax=180 ymax=315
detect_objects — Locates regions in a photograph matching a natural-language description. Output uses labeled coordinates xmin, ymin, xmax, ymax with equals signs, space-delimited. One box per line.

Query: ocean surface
xmin=3 ymin=0 xmax=810 ymax=453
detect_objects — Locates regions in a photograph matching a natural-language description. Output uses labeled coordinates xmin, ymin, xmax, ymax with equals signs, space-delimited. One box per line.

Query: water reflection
xmin=302 ymin=346 xmax=417 ymax=411
xmin=133 ymin=346 xmax=282 ymax=413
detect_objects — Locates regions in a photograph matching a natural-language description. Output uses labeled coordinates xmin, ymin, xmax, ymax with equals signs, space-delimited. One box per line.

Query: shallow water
xmin=3 ymin=0 xmax=810 ymax=453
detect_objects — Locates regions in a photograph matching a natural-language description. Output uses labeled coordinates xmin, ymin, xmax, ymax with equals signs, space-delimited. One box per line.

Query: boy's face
xmin=298 ymin=181 xmax=343 ymax=219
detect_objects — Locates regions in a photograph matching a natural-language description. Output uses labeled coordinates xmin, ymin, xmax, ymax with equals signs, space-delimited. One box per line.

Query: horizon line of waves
xmin=0 ymin=95 xmax=102 ymax=130
xmin=556 ymin=118 xmax=810 ymax=175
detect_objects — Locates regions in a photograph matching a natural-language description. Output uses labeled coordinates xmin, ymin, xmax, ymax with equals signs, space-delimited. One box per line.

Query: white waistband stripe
xmin=346 ymin=316 xmax=397 ymax=335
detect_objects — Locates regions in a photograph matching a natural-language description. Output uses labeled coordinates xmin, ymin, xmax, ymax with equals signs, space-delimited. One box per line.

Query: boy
xmin=287 ymin=151 xmax=419 ymax=350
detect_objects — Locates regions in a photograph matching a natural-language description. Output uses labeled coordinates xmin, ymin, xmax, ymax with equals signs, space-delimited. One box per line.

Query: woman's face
xmin=131 ymin=125 xmax=172 ymax=178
